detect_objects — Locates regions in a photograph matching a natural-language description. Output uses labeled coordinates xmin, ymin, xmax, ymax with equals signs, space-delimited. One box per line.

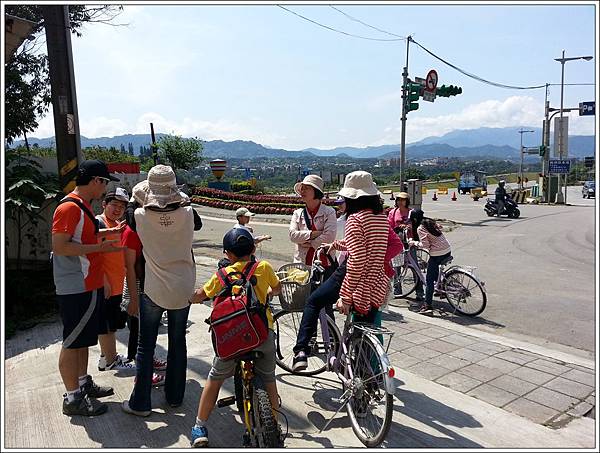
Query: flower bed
xmin=191 ymin=195 xmax=299 ymax=215
xmin=192 ymin=186 xmax=337 ymax=206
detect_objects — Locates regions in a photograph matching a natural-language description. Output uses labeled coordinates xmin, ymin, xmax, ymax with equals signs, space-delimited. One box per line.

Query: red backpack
xmin=206 ymin=261 xmax=269 ymax=361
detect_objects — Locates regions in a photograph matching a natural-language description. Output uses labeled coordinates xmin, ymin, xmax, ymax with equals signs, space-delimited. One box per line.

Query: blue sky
xmin=30 ymin=2 xmax=598 ymax=150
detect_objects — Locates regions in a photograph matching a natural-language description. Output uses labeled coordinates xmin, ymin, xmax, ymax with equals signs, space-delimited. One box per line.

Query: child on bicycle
xmin=189 ymin=228 xmax=282 ymax=447
xmin=408 ymin=217 xmax=451 ymax=314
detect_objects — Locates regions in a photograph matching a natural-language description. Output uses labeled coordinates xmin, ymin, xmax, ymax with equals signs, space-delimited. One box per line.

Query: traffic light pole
xmin=399 ymin=36 xmax=411 ymax=190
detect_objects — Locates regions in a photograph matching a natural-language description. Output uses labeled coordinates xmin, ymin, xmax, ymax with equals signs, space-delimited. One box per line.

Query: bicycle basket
xmin=276 ymin=263 xmax=312 ymax=312
xmin=391 ymin=252 xmax=404 ymax=268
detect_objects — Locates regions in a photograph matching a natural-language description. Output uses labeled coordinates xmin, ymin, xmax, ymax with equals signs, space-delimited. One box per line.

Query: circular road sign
xmin=425 ymin=69 xmax=438 ymax=92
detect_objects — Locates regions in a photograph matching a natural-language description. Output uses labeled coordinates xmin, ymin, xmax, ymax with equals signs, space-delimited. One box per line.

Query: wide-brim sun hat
xmin=397 ymin=192 xmax=410 ymax=199
xmin=338 ymin=171 xmax=381 ymax=199
xmin=132 ymin=165 xmax=189 ymax=208
xmin=294 ymin=174 xmax=324 ymax=196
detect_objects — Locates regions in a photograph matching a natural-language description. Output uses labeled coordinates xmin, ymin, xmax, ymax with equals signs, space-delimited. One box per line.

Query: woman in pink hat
xmin=288 ymin=174 xmax=337 ymax=266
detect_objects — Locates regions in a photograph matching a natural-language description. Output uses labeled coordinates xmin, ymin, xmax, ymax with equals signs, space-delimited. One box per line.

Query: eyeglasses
xmin=96 ymin=177 xmax=110 ymax=185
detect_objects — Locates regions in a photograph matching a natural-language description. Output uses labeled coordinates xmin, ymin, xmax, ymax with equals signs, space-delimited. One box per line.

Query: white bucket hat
xmin=294 ymin=174 xmax=324 ymax=196
xmin=338 ymin=171 xmax=381 ymax=199
xmin=132 ymin=165 xmax=189 ymax=208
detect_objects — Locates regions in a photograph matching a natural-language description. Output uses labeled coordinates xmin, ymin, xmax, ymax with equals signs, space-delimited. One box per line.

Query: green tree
xmin=156 ymin=134 xmax=203 ymax=172
xmin=5 ymin=5 xmax=124 ymax=144
xmin=120 ymin=144 xmax=126 ymax=153
xmin=83 ymin=145 xmax=139 ymax=163
xmin=128 ymin=142 xmax=134 ymax=155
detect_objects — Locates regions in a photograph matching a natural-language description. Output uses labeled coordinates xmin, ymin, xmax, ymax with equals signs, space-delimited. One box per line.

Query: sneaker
xmin=63 ymin=393 xmax=107 ymax=416
xmin=121 ymin=400 xmax=151 ymax=417
xmin=292 ymin=351 xmax=308 ymax=372
xmin=134 ymin=372 xmax=165 ymax=386
xmin=161 ymin=312 xmax=168 ymax=326
xmin=98 ymin=354 xmax=133 ymax=371
xmin=190 ymin=425 xmax=209 ymax=447
xmin=153 ymin=357 xmax=167 ymax=371
xmin=80 ymin=375 xmax=114 ymax=398
xmin=417 ymin=305 xmax=433 ymax=315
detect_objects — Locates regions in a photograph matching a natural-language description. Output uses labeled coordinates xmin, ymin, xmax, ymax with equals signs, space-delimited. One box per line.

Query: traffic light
xmin=406 ymin=81 xmax=421 ymax=112
xmin=539 ymin=145 xmax=547 ymax=156
xmin=436 ymin=84 xmax=463 ymax=97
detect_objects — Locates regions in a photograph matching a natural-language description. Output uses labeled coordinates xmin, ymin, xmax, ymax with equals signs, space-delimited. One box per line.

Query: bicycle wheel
xmin=415 ymin=248 xmax=430 ymax=273
xmin=252 ymin=381 xmax=280 ymax=448
xmin=395 ymin=264 xmax=418 ymax=298
xmin=346 ymin=335 xmax=393 ymax=447
xmin=273 ymin=310 xmax=340 ymax=376
xmin=443 ymin=269 xmax=487 ymax=317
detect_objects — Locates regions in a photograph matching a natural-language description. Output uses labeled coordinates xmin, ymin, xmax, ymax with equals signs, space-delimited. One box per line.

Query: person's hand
xmin=190 ymin=289 xmax=204 ymax=304
xmin=263 ymin=235 xmax=272 ymax=241
xmin=336 ymin=298 xmax=350 ymax=315
xmin=310 ymin=230 xmax=323 ymax=240
xmin=98 ymin=239 xmax=124 ymax=253
xmin=321 ymin=242 xmax=335 ymax=255
xmin=106 ymin=220 xmax=126 ymax=235
xmin=127 ymin=299 xmax=139 ymax=317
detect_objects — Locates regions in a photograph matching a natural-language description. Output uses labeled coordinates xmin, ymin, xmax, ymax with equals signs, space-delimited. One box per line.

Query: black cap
xmin=79 ymin=159 xmax=119 ymax=182
xmin=223 ymin=228 xmax=254 ymax=257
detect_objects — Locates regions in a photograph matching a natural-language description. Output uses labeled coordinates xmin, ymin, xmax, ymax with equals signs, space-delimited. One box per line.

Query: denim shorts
xmin=208 ymin=330 xmax=276 ymax=383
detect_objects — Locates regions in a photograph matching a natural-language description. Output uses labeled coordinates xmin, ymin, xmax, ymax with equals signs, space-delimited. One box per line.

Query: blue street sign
xmin=579 ymin=101 xmax=595 ymax=116
xmin=549 ymin=159 xmax=571 ymax=174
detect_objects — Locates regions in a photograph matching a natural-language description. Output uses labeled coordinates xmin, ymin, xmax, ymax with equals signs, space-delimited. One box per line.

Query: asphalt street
xmin=191 ymin=184 xmax=596 ymax=355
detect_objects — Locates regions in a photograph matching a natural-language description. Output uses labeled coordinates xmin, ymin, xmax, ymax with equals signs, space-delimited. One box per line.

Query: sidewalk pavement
xmin=3 ymin=255 xmax=597 ymax=449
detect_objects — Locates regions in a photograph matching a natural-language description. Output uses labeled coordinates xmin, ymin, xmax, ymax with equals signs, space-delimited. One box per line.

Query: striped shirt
xmin=416 ymin=224 xmax=451 ymax=256
xmin=333 ymin=210 xmax=389 ymax=315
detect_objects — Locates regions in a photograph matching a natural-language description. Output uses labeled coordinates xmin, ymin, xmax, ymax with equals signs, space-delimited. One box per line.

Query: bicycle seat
xmin=439 ymin=255 xmax=453 ymax=266
xmin=237 ymin=351 xmax=264 ymax=362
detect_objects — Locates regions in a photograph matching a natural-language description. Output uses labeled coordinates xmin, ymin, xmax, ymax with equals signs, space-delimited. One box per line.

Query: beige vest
xmin=134 ymin=206 xmax=195 ymax=309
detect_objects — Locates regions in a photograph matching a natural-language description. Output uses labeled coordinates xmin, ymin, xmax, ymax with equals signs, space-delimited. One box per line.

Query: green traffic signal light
xmin=406 ymin=81 xmax=421 ymax=112
xmin=539 ymin=145 xmax=547 ymax=156
xmin=436 ymin=84 xmax=463 ymax=97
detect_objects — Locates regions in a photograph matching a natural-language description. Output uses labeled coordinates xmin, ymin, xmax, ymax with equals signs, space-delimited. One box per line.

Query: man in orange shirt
xmin=52 ymin=160 xmax=124 ymax=416
xmin=96 ymin=188 xmax=135 ymax=372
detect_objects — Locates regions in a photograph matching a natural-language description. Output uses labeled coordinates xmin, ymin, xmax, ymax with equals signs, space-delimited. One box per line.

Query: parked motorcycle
xmin=484 ymin=194 xmax=520 ymax=218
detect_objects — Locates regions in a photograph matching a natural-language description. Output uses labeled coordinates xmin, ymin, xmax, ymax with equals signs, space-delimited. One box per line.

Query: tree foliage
xmin=83 ymin=145 xmax=139 ymax=163
xmin=4 ymin=5 xmax=124 ymax=143
xmin=156 ymin=135 xmax=203 ymax=172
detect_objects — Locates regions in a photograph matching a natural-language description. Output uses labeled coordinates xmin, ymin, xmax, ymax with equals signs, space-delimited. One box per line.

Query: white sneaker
xmin=98 ymin=354 xmax=132 ymax=371
xmin=103 ymin=355 xmax=135 ymax=371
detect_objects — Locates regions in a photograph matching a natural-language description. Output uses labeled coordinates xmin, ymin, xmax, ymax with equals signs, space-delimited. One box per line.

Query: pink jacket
xmin=384 ymin=226 xmax=404 ymax=278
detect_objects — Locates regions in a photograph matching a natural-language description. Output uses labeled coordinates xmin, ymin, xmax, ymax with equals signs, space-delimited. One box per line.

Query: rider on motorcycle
xmin=495 ymin=180 xmax=508 ymax=215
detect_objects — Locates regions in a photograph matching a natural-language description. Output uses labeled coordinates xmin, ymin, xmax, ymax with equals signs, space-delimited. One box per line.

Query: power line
xmin=411 ymin=38 xmax=547 ymax=90
xmin=276 ymin=5 xmax=405 ymax=42
xmin=328 ymin=5 xmax=406 ymax=39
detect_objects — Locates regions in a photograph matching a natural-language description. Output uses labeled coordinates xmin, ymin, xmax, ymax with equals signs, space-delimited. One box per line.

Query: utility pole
xmin=43 ymin=5 xmax=83 ymax=194
xmin=150 ymin=122 xmax=157 ymax=165
xmin=518 ymin=128 xmax=534 ymax=190
xmin=399 ymin=36 xmax=411 ymax=190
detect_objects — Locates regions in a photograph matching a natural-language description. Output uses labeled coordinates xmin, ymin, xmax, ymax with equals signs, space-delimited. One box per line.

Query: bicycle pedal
xmin=216 ymin=396 xmax=236 ymax=408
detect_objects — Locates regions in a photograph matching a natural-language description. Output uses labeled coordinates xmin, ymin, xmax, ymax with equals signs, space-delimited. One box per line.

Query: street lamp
xmin=518 ymin=128 xmax=534 ymax=190
xmin=554 ymin=51 xmax=593 ymax=203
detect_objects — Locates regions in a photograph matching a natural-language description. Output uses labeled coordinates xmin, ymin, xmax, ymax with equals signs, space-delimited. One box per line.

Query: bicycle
xmin=273 ymin=247 xmax=395 ymax=447
xmin=216 ymin=350 xmax=284 ymax=448
xmin=394 ymin=243 xmax=487 ymax=317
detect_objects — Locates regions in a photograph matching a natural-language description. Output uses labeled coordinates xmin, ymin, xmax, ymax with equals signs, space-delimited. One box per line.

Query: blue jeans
xmin=293 ymin=263 xmax=346 ymax=355
xmin=425 ymin=252 xmax=451 ymax=308
xmin=128 ymin=294 xmax=190 ymax=410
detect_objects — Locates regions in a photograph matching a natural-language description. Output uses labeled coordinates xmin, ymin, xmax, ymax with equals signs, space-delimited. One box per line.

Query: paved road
xmin=191 ymin=184 xmax=596 ymax=354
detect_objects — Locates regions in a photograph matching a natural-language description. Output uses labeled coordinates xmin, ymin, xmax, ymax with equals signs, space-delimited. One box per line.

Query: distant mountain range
xmin=12 ymin=127 xmax=595 ymax=160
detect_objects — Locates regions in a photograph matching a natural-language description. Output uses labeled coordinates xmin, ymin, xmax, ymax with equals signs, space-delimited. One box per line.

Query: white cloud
xmin=372 ymin=96 xmax=596 ymax=145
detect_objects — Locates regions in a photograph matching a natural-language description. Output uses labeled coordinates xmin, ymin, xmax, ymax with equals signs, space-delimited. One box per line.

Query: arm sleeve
xmin=52 ymin=203 xmax=81 ymax=236
xmin=264 ymin=262 xmax=280 ymax=289
xmin=339 ymin=217 xmax=367 ymax=306
xmin=289 ymin=210 xmax=311 ymax=244
xmin=385 ymin=225 xmax=404 ymax=260
xmin=309 ymin=208 xmax=337 ymax=248
xmin=416 ymin=227 xmax=429 ymax=250
xmin=202 ymin=274 xmax=223 ymax=299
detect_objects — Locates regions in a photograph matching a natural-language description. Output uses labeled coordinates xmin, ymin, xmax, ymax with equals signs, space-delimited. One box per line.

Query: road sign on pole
xmin=553 ymin=116 xmax=568 ymax=157
xmin=548 ymin=159 xmax=571 ymax=174
xmin=425 ymin=69 xmax=438 ymax=92
xmin=579 ymin=101 xmax=595 ymax=116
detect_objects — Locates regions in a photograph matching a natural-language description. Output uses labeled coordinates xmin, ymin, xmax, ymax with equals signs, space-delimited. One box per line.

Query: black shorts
xmin=57 ymin=288 xmax=103 ymax=349
xmin=98 ymin=294 xmax=128 ymax=334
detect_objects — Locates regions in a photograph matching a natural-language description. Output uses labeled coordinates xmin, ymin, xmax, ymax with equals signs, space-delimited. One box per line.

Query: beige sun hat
xmin=397 ymin=191 xmax=410 ymax=199
xmin=132 ymin=165 xmax=189 ymax=208
xmin=294 ymin=174 xmax=324 ymax=196
xmin=338 ymin=171 xmax=381 ymax=199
